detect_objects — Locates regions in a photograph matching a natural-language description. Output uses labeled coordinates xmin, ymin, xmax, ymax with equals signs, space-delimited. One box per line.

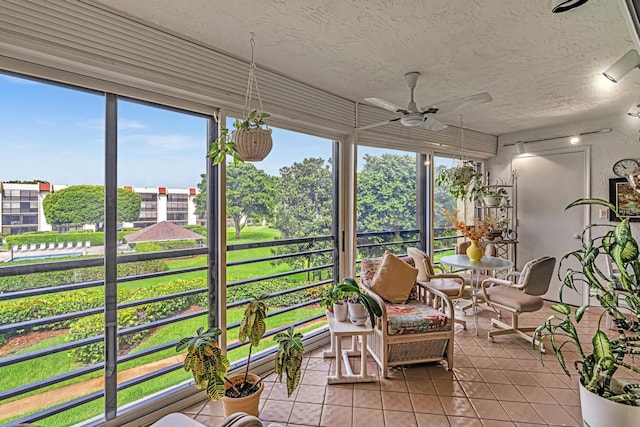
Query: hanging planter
xmin=208 ymin=33 xmax=273 ymax=165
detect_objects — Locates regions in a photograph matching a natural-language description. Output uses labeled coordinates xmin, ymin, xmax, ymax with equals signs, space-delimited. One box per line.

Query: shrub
xmin=227 ymin=278 xmax=321 ymax=307
xmin=0 ymin=260 xmax=166 ymax=292
xmin=4 ymin=230 xmax=136 ymax=247
xmin=67 ymin=279 xmax=207 ymax=363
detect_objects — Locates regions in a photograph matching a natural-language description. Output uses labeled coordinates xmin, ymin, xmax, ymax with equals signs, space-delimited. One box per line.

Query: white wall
xmin=488 ymin=112 xmax=640 ymax=286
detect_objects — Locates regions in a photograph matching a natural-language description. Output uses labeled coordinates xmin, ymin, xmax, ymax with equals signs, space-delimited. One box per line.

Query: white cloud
xmin=120 ymin=133 xmax=202 ymax=151
xmin=74 ymin=118 xmax=145 ymax=130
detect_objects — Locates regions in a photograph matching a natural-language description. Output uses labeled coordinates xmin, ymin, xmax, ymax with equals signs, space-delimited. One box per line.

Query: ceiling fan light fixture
xmin=400 ymin=113 xmax=425 ymax=127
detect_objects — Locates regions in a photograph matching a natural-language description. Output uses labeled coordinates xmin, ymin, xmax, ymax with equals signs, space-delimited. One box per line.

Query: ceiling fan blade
xmin=364 ymin=97 xmax=407 ymax=113
xmin=420 ymin=116 xmax=448 ymax=131
xmin=356 ymin=117 xmax=401 ymax=131
xmin=420 ymin=92 xmax=493 ymax=114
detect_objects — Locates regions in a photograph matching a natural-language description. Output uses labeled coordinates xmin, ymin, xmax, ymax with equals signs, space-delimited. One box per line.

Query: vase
xmin=466 ymin=240 xmax=484 ymax=261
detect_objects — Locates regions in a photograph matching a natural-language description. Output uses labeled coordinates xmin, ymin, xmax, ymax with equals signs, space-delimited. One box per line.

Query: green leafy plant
xmin=274 ymin=326 xmax=304 ymax=397
xmin=207 ymin=111 xmax=272 ymax=165
xmin=176 ymin=327 xmax=230 ymax=400
xmin=335 ymin=277 xmax=382 ymax=325
xmin=534 ymin=198 xmax=640 ymax=405
xmin=435 ymin=160 xmax=485 ymax=201
xmin=177 ymin=294 xmax=304 ymax=402
xmin=318 ymin=283 xmax=348 ymax=311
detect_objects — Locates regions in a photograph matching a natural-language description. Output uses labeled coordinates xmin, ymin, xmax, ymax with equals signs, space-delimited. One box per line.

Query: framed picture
xmin=609 ymin=178 xmax=640 ymax=222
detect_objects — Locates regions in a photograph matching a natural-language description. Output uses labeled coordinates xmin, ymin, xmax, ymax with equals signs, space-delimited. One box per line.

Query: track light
xmin=603 ymin=49 xmax=640 ymax=83
xmin=515 ymin=141 xmax=525 ymax=154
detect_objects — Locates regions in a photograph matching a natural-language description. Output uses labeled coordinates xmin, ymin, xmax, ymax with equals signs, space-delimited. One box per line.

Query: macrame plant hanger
xmin=234 ymin=32 xmax=273 ymax=162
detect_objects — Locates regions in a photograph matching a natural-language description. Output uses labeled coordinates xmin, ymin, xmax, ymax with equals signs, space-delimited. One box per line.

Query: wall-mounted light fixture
xmin=503 ymin=128 xmax=612 ymax=150
xmin=423 ymin=154 xmax=432 ymax=166
xmin=603 ymin=49 xmax=640 ymax=83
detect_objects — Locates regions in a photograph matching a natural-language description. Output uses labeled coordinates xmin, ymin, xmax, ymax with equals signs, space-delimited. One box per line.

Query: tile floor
xmin=178 ymin=301 xmax=623 ymax=426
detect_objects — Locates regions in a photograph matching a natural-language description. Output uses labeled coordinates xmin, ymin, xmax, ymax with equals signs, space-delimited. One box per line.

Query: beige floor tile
xmin=380 ymin=390 xmax=413 ymax=412
xmin=487 ymin=383 xmax=527 ymax=402
xmin=447 ymin=416 xmax=483 ymax=426
xmin=198 ymin=400 xmax=224 ymax=416
xmin=459 ymin=381 xmax=494 ymax=399
xmin=453 ymin=367 xmax=484 ymax=382
xmin=289 ymin=401 xmax=323 ymax=426
xmin=531 ymin=402 xmax=580 ymax=426
xmin=320 ymin=404 xmax=352 ymax=427
xmin=438 ymin=396 xmax=477 ymax=418
xmin=260 ymin=400 xmax=293 ymax=423
xmin=379 ymin=377 xmax=408 ymax=392
xmin=432 ymin=379 xmax=466 ymax=397
xmin=481 ymin=420 xmax=515 ymax=427
xmin=517 ymin=385 xmax=556 ymax=404
xmin=383 ymin=409 xmax=417 ymax=426
xmin=352 ymin=407 xmax=384 ymax=427
xmin=470 ymin=356 xmax=499 ymax=369
xmin=410 ymin=393 xmax=445 ymax=414
xmin=302 ymin=369 xmax=330 ymax=386
xmin=406 ymin=379 xmax=437 ymax=395
xmin=295 ymin=385 xmax=326 ymax=404
xmin=181 ymin=401 xmax=206 ymax=414
xmin=468 ymin=398 xmax=511 ymax=421
xmin=476 ymin=368 xmax=511 ymax=384
xmin=415 ymin=413 xmax=450 ymax=427
xmin=503 ymin=370 xmax=536 ymax=386
xmin=353 ymin=388 xmax=382 ymax=409
xmin=194 ymin=414 xmax=224 ymax=425
xmin=324 ymin=385 xmax=353 ymax=406
xmin=403 ymin=364 xmax=430 ymax=378
xmin=500 ymin=401 xmax=545 ymax=424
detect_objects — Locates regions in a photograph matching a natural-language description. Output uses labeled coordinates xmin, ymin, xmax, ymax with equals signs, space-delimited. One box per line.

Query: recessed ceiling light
xmin=569 ymin=136 xmax=581 ymax=144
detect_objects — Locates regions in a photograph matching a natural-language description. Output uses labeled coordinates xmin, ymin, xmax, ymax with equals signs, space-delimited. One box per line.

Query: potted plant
xmin=318 ymin=283 xmax=349 ymax=321
xmin=207 ymin=110 xmax=273 ymax=165
xmin=533 ymin=198 xmax=640 ymax=427
xmin=483 ymin=186 xmax=509 ymax=208
xmin=435 ymin=160 xmax=486 ymax=201
xmin=176 ymin=295 xmax=304 ymax=417
xmin=335 ymin=277 xmax=382 ymax=326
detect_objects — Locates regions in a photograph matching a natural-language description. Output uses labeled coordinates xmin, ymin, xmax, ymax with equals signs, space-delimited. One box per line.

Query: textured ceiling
xmin=94 ymin=0 xmax=640 ymax=135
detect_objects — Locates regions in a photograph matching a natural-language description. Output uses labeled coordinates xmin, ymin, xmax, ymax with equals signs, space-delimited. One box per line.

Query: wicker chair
xmin=360 ymin=255 xmax=455 ymax=378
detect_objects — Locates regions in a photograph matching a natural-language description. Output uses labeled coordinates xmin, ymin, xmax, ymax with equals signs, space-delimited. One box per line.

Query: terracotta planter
xmin=234 ymin=128 xmax=272 ymax=161
xmin=222 ymin=373 xmax=263 ymax=417
xmin=579 ymin=380 xmax=640 ymax=427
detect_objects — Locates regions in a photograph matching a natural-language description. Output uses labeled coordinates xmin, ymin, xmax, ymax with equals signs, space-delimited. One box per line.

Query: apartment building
xmin=0 ymin=182 xmax=198 ymax=235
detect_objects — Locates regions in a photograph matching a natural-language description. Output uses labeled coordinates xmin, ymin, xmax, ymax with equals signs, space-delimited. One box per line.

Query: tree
xmin=357 ymin=153 xmax=416 ymax=232
xmin=273 ymin=158 xmax=333 ymax=279
xmin=194 ymin=165 xmax=277 ymax=240
xmin=227 ymin=163 xmax=276 ymax=239
xmin=43 ymin=185 xmax=141 ymax=229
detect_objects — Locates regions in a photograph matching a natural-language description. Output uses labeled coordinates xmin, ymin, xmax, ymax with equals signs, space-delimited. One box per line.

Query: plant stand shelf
xmin=323 ymin=311 xmax=376 ymax=384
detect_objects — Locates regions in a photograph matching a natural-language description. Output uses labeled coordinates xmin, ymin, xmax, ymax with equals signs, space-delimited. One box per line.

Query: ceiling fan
xmin=358 ymin=72 xmax=492 ymax=132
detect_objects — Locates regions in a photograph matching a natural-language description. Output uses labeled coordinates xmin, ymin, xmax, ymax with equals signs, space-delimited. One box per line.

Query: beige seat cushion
xmin=423 ymin=278 xmax=465 ymax=297
xmin=481 ymin=285 xmax=543 ymax=313
xmin=370 ymin=251 xmax=418 ymax=303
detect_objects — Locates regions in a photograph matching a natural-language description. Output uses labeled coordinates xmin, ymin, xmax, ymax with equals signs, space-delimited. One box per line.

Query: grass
xmin=1 ymin=225 xmax=343 ymax=424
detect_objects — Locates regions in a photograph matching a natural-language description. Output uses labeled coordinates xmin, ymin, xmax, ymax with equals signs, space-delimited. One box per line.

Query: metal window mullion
xmin=332 ymin=140 xmax=340 ymax=281
xmin=206 ymin=116 xmax=219 ymax=330
xmin=417 ymin=154 xmax=429 ymax=252
xmin=104 ymin=92 xmax=118 ymax=419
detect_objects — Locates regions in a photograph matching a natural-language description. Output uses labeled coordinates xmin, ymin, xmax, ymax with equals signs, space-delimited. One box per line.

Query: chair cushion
xmin=370 ymin=251 xmax=419 ymax=303
xmin=425 ymin=278 xmax=464 ymax=297
xmin=361 ymin=254 xmax=419 ymax=300
xmin=385 ymin=300 xmax=451 ymax=336
xmin=481 ymin=285 xmax=543 ymax=313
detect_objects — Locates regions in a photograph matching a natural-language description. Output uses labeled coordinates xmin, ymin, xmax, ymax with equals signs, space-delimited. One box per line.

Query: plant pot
xmin=333 ymin=302 xmax=348 ymax=322
xmin=579 ymin=380 xmax=640 ymax=427
xmin=466 ymin=240 xmax=484 ymax=261
xmin=348 ymin=302 xmax=367 ymax=326
xmin=234 ymin=128 xmax=273 ymax=161
xmin=483 ymin=195 xmax=500 ymax=207
xmin=222 ymin=373 xmax=264 ymax=417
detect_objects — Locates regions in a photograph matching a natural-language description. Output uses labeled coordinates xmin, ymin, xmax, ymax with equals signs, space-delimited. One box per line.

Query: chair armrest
xmin=480 ymin=277 xmax=522 ymax=301
xmin=415 ymin=282 xmax=455 ymax=323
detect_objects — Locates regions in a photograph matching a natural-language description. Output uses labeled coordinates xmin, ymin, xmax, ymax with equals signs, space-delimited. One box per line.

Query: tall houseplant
xmin=534 ymin=198 xmax=640 ymax=426
xmin=176 ymin=295 xmax=304 ymax=416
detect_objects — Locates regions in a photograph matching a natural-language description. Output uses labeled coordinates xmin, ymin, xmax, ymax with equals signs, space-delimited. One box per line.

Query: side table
xmin=323 ymin=310 xmax=376 ymax=384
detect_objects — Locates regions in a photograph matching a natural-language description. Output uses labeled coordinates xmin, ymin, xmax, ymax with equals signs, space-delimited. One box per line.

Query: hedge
xmin=4 ymin=230 xmax=136 ymax=247
xmin=0 ymin=259 xmax=166 ymax=293
xmin=67 ymin=279 xmax=207 ymax=363
xmin=227 ymin=278 xmax=322 ymax=307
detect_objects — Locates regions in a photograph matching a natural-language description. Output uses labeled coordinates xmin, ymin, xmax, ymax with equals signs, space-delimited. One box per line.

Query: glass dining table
xmin=439 ymin=254 xmax=514 ymax=335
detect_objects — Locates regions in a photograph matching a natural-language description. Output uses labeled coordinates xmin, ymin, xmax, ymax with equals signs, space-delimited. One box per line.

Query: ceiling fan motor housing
xmin=400 ymin=112 xmax=425 ymax=126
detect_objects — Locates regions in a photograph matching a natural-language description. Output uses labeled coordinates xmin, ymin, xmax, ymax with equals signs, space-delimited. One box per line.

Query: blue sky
xmin=0 ymin=73 xmax=341 ymax=189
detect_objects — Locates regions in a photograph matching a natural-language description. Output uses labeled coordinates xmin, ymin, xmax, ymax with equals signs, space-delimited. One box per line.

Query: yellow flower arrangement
xmin=443 ymin=209 xmax=491 ymax=241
